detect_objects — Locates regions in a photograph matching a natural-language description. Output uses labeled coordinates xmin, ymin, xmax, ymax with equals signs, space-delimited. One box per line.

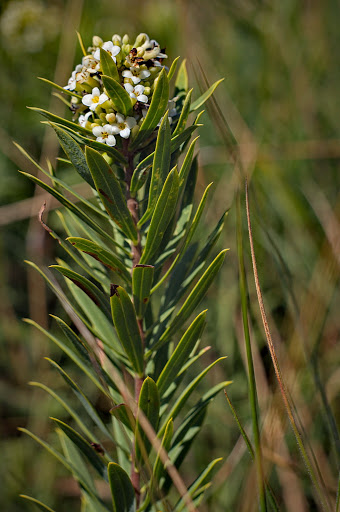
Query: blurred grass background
xmin=0 ymin=0 xmax=339 ymax=510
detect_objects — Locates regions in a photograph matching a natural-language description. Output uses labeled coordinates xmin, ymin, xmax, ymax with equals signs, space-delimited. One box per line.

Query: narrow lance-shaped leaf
xmin=158 ymin=249 xmax=228 ymax=344
xmin=167 ymin=56 xmax=180 ymax=82
xmin=29 ymin=106 xmax=91 ymax=135
xmin=52 ymin=124 xmax=95 ymax=188
xmin=138 ymin=113 xmax=171 ymax=227
xmin=172 ymin=89 xmax=193 ymax=137
xmin=100 ymin=48 xmax=119 ymax=81
xmin=135 ymin=377 xmax=160 ymax=463
xmin=132 ymin=265 xmax=154 ymax=319
xmin=148 ymin=418 xmax=174 ymax=502
xmin=174 ymin=59 xmax=188 ymax=95
xmin=130 ymin=124 xmax=201 ymax=196
xmin=20 ymin=495 xmax=56 ymax=512
xmin=110 ymin=285 xmax=144 ymax=376
xmin=110 ymin=403 xmax=136 ymax=431
xmin=102 ymin=75 xmax=133 ymax=116
xmin=175 ymin=458 xmax=223 ymax=512
xmin=190 ymin=78 xmax=224 ymax=111
xmin=85 ymin=146 xmax=138 ymax=244
xmin=159 ymin=358 xmax=229 ymax=435
xmin=67 ymin=237 xmax=131 ymax=284
xmin=19 ymin=171 xmax=118 ymax=247
xmin=157 ymin=311 xmax=207 ymax=396
xmin=38 ymin=76 xmax=82 ymax=99
xmin=51 ymin=418 xmax=108 ymax=480
xmin=139 ymin=167 xmax=179 ymax=264
xmin=50 ymin=265 xmax=111 ymax=318
xmin=107 ymin=462 xmax=136 ymax=512
xmin=130 ymin=68 xmax=169 ymax=150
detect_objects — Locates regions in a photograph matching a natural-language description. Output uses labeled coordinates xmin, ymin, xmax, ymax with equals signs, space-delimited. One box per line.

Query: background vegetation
xmin=0 ymin=0 xmax=339 ymax=510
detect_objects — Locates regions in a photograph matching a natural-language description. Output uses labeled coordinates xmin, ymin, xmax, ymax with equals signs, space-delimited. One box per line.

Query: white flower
xmin=78 ymin=111 xmax=93 ymax=127
xmin=93 ymin=41 xmax=120 ymax=62
xmin=122 ymin=67 xmax=150 ymax=85
xmin=64 ymin=64 xmax=82 ymax=90
xmin=92 ymin=124 xmax=116 ymax=146
xmin=110 ymin=113 xmax=137 ymax=139
xmin=82 ymin=55 xmax=100 ymax=74
xmin=82 ymin=87 xmax=108 ymax=111
xmin=124 ymin=83 xmax=148 ymax=103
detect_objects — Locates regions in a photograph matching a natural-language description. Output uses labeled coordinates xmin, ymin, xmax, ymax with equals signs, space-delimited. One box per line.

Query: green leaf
xmin=172 ymin=89 xmax=193 ymax=137
xmin=132 ymin=265 xmax=154 ymax=319
xmin=85 ymin=146 xmax=138 ymax=243
xmin=67 ymin=237 xmax=131 ymax=284
xmin=46 ymin=358 xmax=115 ymax=440
xmin=178 ymin=183 xmax=213 ymax=259
xmin=51 ymin=264 xmax=111 ymax=317
xmin=178 ymin=136 xmax=199 ymax=192
xmin=167 ymin=56 xmax=180 ymax=82
xmin=102 ymin=75 xmax=133 ymax=116
xmin=110 ymin=403 xmax=136 ymax=431
xmin=157 ymin=311 xmax=207 ymax=396
xmin=190 ymin=78 xmax=224 ymax=111
xmin=138 ymin=114 xmax=171 ymax=226
xmin=19 ymin=172 xmax=118 ymax=247
xmin=139 ymin=167 xmax=179 ymax=264
xmin=20 ymin=495 xmax=56 ymax=512
xmin=130 ymin=124 xmax=201 ymax=196
xmin=38 ymin=76 xmax=82 ymax=99
xmin=51 ymin=418 xmax=108 ymax=480
xmin=29 ymin=106 xmax=90 ymax=135
xmin=52 ymin=125 xmax=95 ymax=187
xmin=130 ymin=68 xmax=169 ymax=149
xmin=107 ymin=462 xmax=136 ymax=512
xmin=149 ymin=418 xmax=173 ymax=500
xmin=174 ymin=59 xmax=188 ymax=94
xmin=100 ymin=48 xmax=119 ymax=81
xmin=19 ymin=428 xmax=101 ymax=502
xmin=30 ymin=381 xmax=102 ymax=443
xmin=135 ymin=377 xmax=160 ymax=463
xmin=110 ymin=285 xmax=144 ymax=375
xmin=159 ymin=359 xmax=229 ymax=434
xmin=175 ymin=458 xmax=222 ymax=512
xmin=158 ymin=249 xmax=228 ymax=344
xmin=25 ymin=317 xmax=108 ymax=396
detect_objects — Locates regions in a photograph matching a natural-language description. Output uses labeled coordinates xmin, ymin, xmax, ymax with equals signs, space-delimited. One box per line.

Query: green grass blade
xmin=20 ymin=495 xmax=56 ymax=512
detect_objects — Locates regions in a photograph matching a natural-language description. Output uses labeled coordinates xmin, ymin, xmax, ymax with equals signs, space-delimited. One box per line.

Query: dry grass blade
xmin=245 ymin=179 xmax=332 ymax=512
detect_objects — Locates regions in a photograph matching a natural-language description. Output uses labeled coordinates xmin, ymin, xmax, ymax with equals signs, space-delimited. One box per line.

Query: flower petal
xmin=124 ymin=83 xmax=134 ymax=93
xmin=106 ymin=135 xmax=116 ymax=146
xmin=92 ymin=126 xmax=103 ymax=137
xmin=119 ymin=127 xmax=131 ymax=139
xmin=116 ymin=113 xmax=125 ymax=124
xmin=137 ymin=94 xmax=148 ymax=103
xmin=126 ymin=116 xmax=137 ymax=129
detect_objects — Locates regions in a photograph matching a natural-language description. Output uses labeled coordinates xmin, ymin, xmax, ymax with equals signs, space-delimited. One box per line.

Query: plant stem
xmin=236 ymin=189 xmax=267 ymax=512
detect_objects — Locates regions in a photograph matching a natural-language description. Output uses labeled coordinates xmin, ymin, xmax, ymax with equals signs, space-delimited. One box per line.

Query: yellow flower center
xmin=93 ymin=95 xmax=100 ymax=103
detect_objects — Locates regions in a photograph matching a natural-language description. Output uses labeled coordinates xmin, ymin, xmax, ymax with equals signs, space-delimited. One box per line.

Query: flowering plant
xmin=18 ymin=31 xmax=226 ymax=512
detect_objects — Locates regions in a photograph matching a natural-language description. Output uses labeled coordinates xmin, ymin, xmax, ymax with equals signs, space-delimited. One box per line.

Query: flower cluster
xmin=64 ymin=33 xmax=172 ymax=147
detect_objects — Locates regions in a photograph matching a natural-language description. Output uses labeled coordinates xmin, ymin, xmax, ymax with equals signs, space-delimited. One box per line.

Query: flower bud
xmin=134 ymin=33 xmax=148 ymax=47
xmin=106 ymin=113 xmax=116 ymax=123
xmin=112 ymin=34 xmax=121 ymax=45
xmin=92 ymin=36 xmax=103 ymax=47
xmin=122 ymin=34 xmax=129 ymax=44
